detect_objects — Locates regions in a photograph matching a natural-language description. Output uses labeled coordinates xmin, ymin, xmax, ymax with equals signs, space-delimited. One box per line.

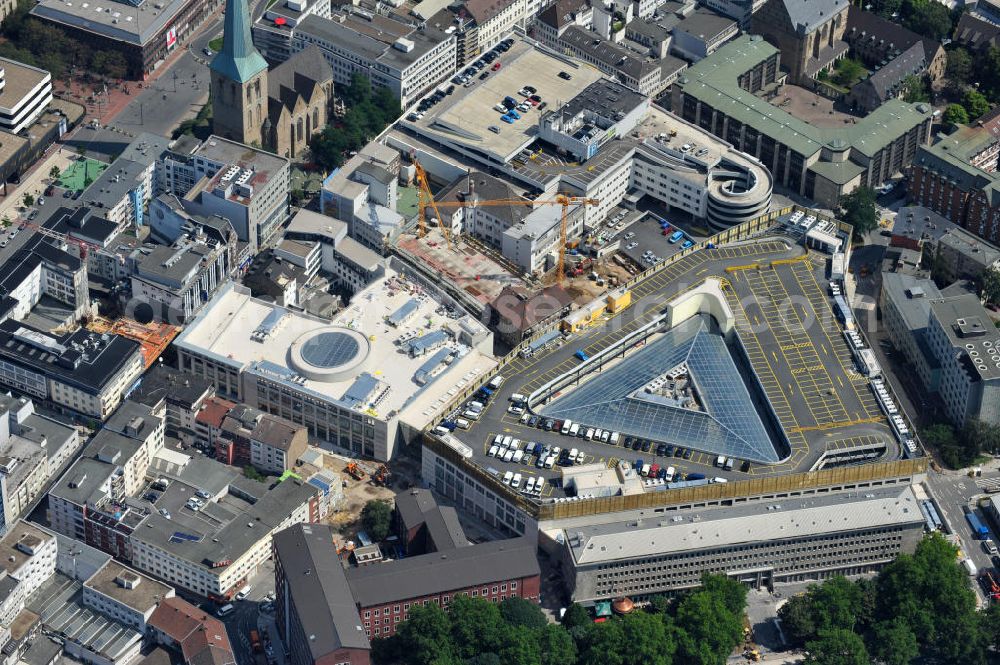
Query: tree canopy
xmin=361 ymin=499 xmax=392 ymax=541
xmin=838 ymin=187 xmax=879 ymax=238
xmin=921 ymin=420 xmax=1000 ymax=468
xmin=943 ymin=103 xmax=970 ymax=127
xmin=0 ymin=0 xmax=128 ymax=78
xmin=981 ymin=266 xmax=1000 ymax=305
xmin=375 ymin=574 xmax=746 ymax=665
xmin=900 ymin=0 xmax=956 ymax=40
xmin=779 ymin=534 xmax=988 ymax=665
xmin=963 ymin=89 xmax=991 ymax=120
xmin=311 ymin=74 xmax=401 ymax=171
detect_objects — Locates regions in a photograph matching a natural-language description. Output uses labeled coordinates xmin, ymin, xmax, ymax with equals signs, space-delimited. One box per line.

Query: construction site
xmin=86 ymin=316 xmax=179 ymax=368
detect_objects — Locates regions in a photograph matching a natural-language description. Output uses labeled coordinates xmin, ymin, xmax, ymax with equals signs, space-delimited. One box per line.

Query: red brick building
xmin=148 ymin=597 xmax=236 ymax=665
xmin=346 ymin=536 xmax=541 ymax=639
xmin=908 ymin=123 xmax=1000 ymax=242
xmin=273 ymin=514 xmax=541 ymax=664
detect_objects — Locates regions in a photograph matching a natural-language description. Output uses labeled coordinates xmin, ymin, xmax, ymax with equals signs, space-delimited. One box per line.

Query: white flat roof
xmin=176 ymin=274 xmax=495 ymax=421
xmin=566 ymin=485 xmax=923 ymax=565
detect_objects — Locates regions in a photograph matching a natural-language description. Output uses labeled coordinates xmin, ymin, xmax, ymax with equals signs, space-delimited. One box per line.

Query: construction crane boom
xmin=410 ymin=161 xmax=599 ymax=283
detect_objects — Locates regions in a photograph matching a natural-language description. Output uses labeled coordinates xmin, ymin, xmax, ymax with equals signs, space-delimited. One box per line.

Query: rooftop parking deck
xmin=438 ymin=228 xmax=902 ymax=501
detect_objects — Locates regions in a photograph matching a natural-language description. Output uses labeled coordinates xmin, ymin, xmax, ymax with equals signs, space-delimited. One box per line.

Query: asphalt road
xmin=64 ymin=51 xmax=211 ymax=160
xmin=925 ymin=468 xmax=999 ymax=585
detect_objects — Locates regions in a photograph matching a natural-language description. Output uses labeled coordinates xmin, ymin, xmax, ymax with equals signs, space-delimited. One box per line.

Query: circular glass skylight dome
xmin=289 ymin=328 xmax=370 ymax=382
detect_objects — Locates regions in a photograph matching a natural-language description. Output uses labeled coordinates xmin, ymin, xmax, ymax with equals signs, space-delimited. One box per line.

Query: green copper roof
xmin=676 ymin=35 xmax=933 ymax=159
xmin=210 ymin=0 xmax=268 ymax=83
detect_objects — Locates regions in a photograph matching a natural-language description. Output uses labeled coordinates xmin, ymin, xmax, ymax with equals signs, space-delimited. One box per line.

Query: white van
xmin=511 ymin=473 xmax=522 ymax=489
xmin=715 ymin=455 xmax=726 ymax=467
xmin=494 ymin=434 xmax=504 ymax=445
xmin=594 ymin=429 xmax=604 ymax=441
xmin=512 ymin=450 xmax=524 ymax=464
xmin=488 ymin=375 xmax=505 ymax=389
xmin=641 ymin=464 xmax=651 ymax=477
xmin=217 ymin=604 xmax=235 ymax=617
xmin=544 ymin=455 xmax=556 ymax=468
xmin=456 ymin=418 xmax=471 ymax=429
xmin=534 ymin=476 xmax=546 ymax=494
xmin=712 ymin=477 xmax=729 ymax=483
xmin=462 ymin=410 xmax=481 ymax=421
xmin=235 ymin=585 xmax=253 ymax=601
xmin=503 ymin=471 xmax=514 ymax=484
xmin=468 ymin=401 xmax=484 ymax=412
xmin=569 ymin=448 xmax=579 ymax=463
xmin=570 ymin=423 xmax=580 ymax=437
xmin=501 ymin=435 xmax=512 ymax=448
xmin=488 ymin=445 xmax=499 ymax=457
xmin=561 ymin=419 xmax=573 ymax=435
xmin=600 ymin=430 xmax=611 ymax=443
xmin=585 ymin=428 xmax=595 ymax=440
xmin=503 ymin=450 xmax=514 ymax=463
xmin=664 ymin=466 xmax=676 ymax=482
xmin=609 ymin=432 xmax=620 ymax=445
xmin=510 ymin=393 xmax=527 ymax=404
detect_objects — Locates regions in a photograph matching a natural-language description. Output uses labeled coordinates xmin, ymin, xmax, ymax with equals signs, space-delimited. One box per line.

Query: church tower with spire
xmin=209 ymin=0 xmax=268 ymax=146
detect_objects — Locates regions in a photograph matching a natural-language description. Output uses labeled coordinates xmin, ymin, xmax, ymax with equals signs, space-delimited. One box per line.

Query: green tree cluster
xmin=943 ymin=103 xmax=970 ymax=127
xmin=833 ymin=59 xmax=865 ymax=88
xmin=948 ymin=45 xmax=1000 ymax=108
xmin=838 ymin=186 xmax=879 ymax=238
xmin=779 ymin=534 xmax=987 ymax=664
xmin=921 ymin=419 xmax=1000 ymax=468
xmin=982 ymin=266 xmax=1000 ymax=304
xmin=310 ymin=74 xmax=401 ymax=171
xmin=0 ymin=0 xmax=127 ymax=79
xmin=361 ymin=499 xmax=392 ymax=541
xmin=901 ymin=74 xmax=930 ymax=103
xmin=899 ymin=0 xmax=957 ymax=40
xmin=373 ymin=574 xmax=747 ymax=665
xmin=962 ymin=89 xmax=991 ymax=120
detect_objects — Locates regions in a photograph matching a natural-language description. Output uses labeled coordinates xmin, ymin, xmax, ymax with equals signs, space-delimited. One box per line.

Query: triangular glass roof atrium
xmin=539 ymin=317 xmax=782 ymax=463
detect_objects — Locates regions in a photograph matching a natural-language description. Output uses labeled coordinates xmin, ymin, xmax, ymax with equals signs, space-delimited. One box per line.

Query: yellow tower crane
xmin=412 ymin=161 xmax=598 ymax=283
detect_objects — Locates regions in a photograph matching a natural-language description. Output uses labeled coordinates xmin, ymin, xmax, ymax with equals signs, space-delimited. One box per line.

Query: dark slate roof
xmin=438 ymin=172 xmax=527 ymax=227
xmin=537 ymin=0 xmax=590 ymax=29
xmin=394 ymin=488 xmax=468 ymax=552
xmin=845 ymin=7 xmax=942 ymax=61
xmin=132 ymin=363 xmax=214 ymax=411
xmin=394 ymin=488 xmax=438 ymax=533
xmin=345 ymin=536 xmax=539 ymax=607
xmin=266 ymin=45 xmax=333 ymax=126
xmin=860 ymin=42 xmax=927 ymax=102
xmin=272 ymin=524 xmax=371 ymax=655
xmin=955 ymin=12 xmax=1000 ymax=51
xmin=47 ymin=207 xmax=119 ymax=246
xmin=422 ymin=506 xmax=467 ymax=552
xmin=0 ymin=319 xmax=141 ymax=395
xmin=777 ymin=0 xmax=849 ymax=33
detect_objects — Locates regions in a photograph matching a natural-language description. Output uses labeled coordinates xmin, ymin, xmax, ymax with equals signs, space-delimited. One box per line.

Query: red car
xmin=528 ymin=98 xmax=540 ymax=106
xmin=492 ymin=61 xmax=502 ymax=71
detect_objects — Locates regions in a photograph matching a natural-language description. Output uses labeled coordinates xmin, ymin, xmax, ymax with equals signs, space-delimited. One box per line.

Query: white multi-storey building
xmin=0 ymin=57 xmax=52 ymax=134
xmin=287 ymin=12 xmax=457 ymax=107
xmin=129 ymin=477 xmax=319 ymax=599
xmin=925 ymin=294 xmax=1000 ymax=426
xmin=0 ymin=523 xmax=57 ymax=628
xmin=82 ymin=560 xmax=174 ymax=632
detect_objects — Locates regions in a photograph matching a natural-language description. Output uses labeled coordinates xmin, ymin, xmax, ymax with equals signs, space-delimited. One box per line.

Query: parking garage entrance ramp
xmin=539 ymin=317 xmax=781 ymax=463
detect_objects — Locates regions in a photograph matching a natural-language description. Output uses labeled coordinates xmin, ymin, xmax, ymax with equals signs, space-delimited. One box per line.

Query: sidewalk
xmin=50 ymin=2 xmax=224 ymax=128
